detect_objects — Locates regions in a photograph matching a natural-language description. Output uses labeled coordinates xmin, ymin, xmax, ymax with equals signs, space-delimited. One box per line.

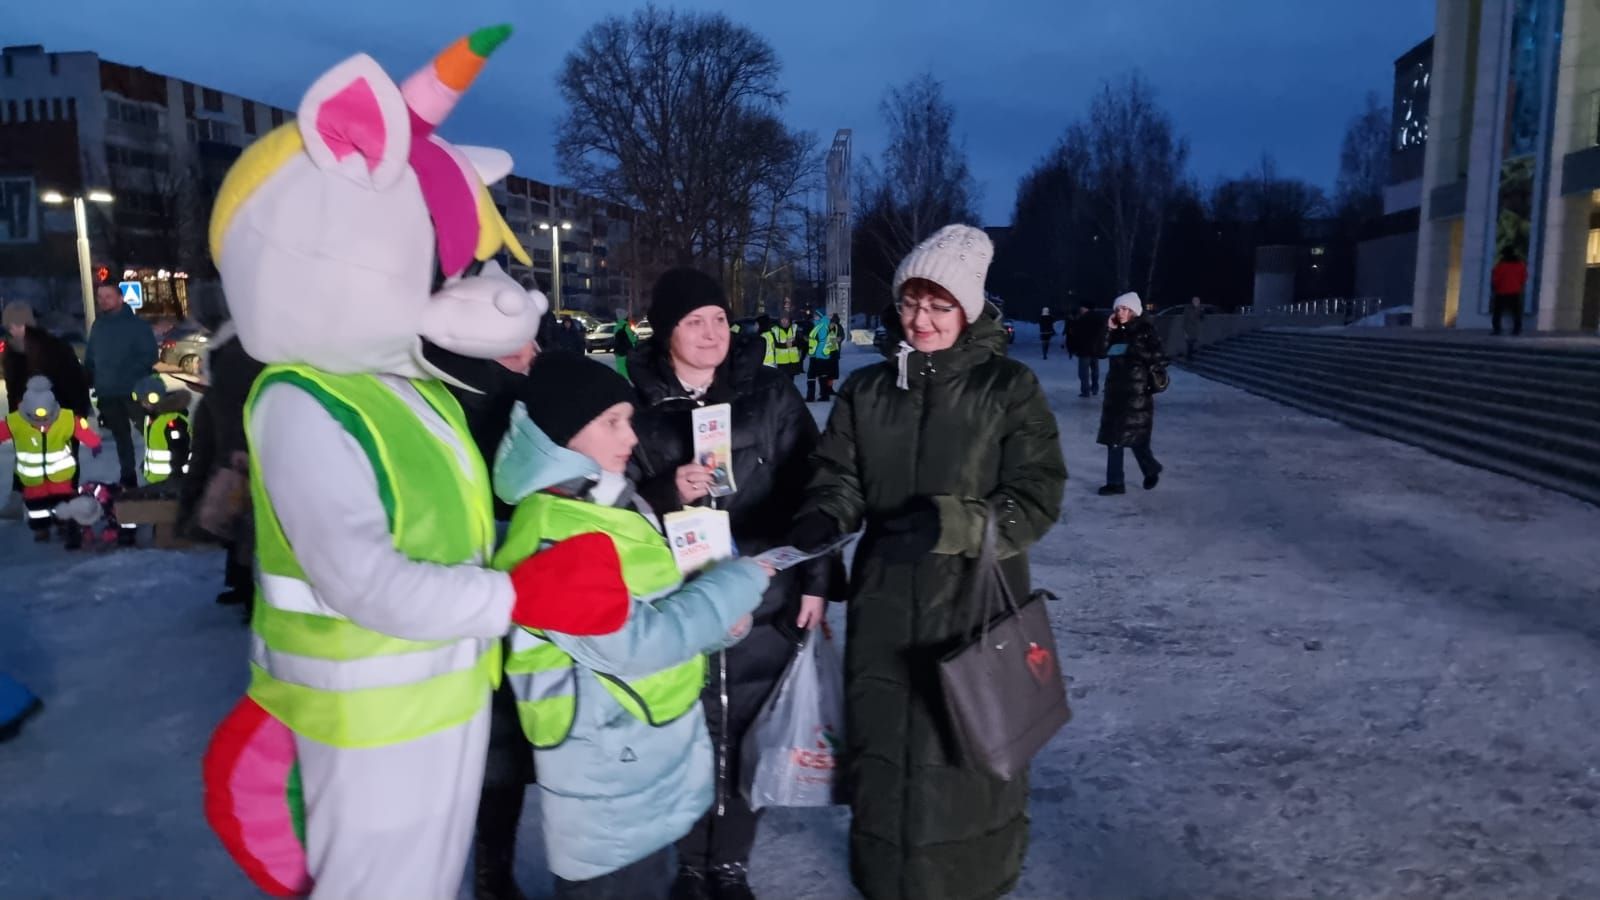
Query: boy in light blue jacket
xmin=491 ymin=354 xmax=770 ymax=899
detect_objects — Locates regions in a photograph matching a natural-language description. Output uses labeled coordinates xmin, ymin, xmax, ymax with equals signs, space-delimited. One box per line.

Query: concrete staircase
xmin=1184 ymin=329 xmax=1600 ymax=506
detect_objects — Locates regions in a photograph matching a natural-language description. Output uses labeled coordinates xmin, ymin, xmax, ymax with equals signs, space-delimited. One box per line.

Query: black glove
xmin=875 ymin=497 xmax=941 ymax=562
xmin=788 ymin=512 xmax=841 ymax=554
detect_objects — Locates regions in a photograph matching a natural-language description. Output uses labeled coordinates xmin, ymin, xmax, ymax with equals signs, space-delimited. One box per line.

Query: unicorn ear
xmin=455 ymin=145 xmax=514 ymax=187
xmin=297 ymin=54 xmax=411 ymax=189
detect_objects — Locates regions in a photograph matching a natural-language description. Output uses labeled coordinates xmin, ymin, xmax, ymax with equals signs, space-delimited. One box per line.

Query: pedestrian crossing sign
xmin=119 ymin=280 xmax=143 ymax=309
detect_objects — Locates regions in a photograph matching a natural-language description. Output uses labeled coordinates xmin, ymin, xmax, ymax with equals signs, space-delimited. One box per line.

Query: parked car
xmin=159 ymin=321 xmax=210 ymax=375
xmin=585 ymin=322 xmax=617 ymax=354
xmin=558 ymin=309 xmax=602 ymax=333
xmin=732 ymin=317 xmax=761 ymax=334
xmin=633 ymin=318 xmax=654 ymax=340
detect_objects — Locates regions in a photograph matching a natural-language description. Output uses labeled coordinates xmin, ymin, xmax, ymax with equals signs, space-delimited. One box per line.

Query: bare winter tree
xmin=556 ymin=6 xmax=807 ymax=270
xmin=862 ymin=74 xmax=981 ymax=263
xmin=1064 ymin=73 xmax=1190 ymax=298
xmin=1335 ymin=91 xmax=1392 ymax=221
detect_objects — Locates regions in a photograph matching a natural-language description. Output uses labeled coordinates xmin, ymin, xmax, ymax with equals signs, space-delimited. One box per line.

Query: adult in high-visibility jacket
xmin=202 ymin=29 xmax=635 ymax=900
xmin=805 ymin=312 xmax=845 ymax=402
xmin=762 ymin=315 xmax=804 ymax=381
xmin=0 ymin=375 xmax=101 ymax=544
xmin=491 ymin=353 xmax=768 ymax=895
xmin=131 ymin=374 xmax=193 ymax=486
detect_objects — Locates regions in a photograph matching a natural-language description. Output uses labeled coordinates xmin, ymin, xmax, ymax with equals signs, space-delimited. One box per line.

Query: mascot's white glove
xmin=421 ymin=260 xmax=547 ymax=360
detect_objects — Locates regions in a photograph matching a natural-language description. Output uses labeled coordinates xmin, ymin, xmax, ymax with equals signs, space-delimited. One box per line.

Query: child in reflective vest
xmin=0 ymin=375 xmax=102 ymax=545
xmin=491 ymin=354 xmax=771 ymax=899
xmin=131 ymin=374 xmax=192 ymax=487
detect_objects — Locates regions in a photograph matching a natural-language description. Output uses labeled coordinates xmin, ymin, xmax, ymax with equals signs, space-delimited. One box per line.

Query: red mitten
xmin=510 ymin=531 xmax=630 ymax=635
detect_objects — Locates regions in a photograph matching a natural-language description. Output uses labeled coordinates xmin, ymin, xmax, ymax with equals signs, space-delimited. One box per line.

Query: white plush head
xmin=210 ymin=26 xmax=545 ymax=376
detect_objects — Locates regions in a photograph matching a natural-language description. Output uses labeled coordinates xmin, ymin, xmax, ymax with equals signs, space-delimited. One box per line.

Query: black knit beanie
xmin=519 ymin=353 xmax=636 ymax=447
xmin=648 ymin=267 xmax=729 ymax=345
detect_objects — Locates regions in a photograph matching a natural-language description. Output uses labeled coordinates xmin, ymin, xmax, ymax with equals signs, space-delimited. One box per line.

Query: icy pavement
xmin=3 ymin=350 xmax=1600 ymax=898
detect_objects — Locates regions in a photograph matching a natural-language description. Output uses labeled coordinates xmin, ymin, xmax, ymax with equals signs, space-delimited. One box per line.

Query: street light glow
xmin=87 ymin=190 xmax=114 ymax=204
xmin=40 ymin=191 xmax=66 ymax=205
xmin=560 ymin=221 xmax=572 ymax=230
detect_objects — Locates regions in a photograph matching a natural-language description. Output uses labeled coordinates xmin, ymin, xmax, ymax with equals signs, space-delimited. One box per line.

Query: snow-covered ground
xmin=3 ymin=345 xmax=1599 ymax=898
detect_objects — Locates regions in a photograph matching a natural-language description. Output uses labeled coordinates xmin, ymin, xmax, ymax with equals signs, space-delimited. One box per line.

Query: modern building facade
xmin=1 ymin=43 xmax=658 ymax=325
xmin=1414 ymin=0 xmax=1600 ymax=333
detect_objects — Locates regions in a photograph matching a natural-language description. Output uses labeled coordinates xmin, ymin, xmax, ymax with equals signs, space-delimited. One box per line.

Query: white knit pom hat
xmin=892 ymin=224 xmax=993 ymax=323
xmin=1112 ymin=292 xmax=1143 ymax=316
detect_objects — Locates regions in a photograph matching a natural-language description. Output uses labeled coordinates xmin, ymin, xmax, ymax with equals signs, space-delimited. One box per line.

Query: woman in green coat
xmin=791 ymin=225 xmax=1067 ymax=900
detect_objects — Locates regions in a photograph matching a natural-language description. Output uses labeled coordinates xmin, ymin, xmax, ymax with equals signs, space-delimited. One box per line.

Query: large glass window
xmin=1489 ymin=0 xmax=1565 ymax=315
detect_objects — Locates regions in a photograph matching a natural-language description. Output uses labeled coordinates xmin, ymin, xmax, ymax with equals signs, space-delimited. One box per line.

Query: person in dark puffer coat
xmin=626 ymin=267 xmax=831 ymax=900
xmin=1095 ymin=291 xmax=1166 ymax=496
xmin=792 ymin=225 xmax=1067 ymax=900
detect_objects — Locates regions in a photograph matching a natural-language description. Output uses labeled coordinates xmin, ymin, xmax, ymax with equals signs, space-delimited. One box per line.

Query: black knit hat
xmin=648 ymin=267 xmax=728 ymax=345
xmin=519 ymin=352 xmax=636 ymax=447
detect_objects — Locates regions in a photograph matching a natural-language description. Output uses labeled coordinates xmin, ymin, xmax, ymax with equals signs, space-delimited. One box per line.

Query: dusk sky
xmin=8 ymin=0 xmax=1436 ymax=223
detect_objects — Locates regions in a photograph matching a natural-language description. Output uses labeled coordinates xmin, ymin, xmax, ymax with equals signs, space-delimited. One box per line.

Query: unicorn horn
xmin=402 ymin=24 xmax=512 ymax=136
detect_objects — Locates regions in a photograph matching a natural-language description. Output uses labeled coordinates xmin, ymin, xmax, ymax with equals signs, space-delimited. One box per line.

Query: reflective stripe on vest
xmin=496 ymin=493 xmax=706 ymax=749
xmin=6 ymin=410 xmax=76 ymax=486
xmin=245 ymin=366 xmax=498 ymax=749
xmin=143 ymin=412 xmax=187 ymax=483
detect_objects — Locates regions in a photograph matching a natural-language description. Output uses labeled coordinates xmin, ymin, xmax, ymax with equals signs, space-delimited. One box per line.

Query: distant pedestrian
xmin=1038 ymin=306 xmax=1055 ymax=360
xmin=176 ymin=320 xmax=266 ymax=610
xmin=1491 ymin=249 xmax=1527 ymax=336
xmin=1183 ymin=296 xmax=1205 ymax=362
xmin=1096 ymin=292 xmax=1166 ymax=496
xmin=1066 ymin=305 xmax=1103 ymax=398
xmin=84 ymin=282 xmax=157 ymax=487
xmin=614 ymin=317 xmax=640 ymax=378
xmin=805 ymin=310 xmax=844 ymax=402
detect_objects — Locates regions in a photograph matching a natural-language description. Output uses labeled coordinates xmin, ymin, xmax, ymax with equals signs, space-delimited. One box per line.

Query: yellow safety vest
xmin=245 ymin=366 xmax=500 ymax=749
xmin=7 ymin=409 xmax=77 ymax=486
xmin=494 ymin=492 xmax=706 ymax=749
xmin=142 ymin=411 xmax=188 ymax=483
xmin=764 ymin=325 xmax=800 ymax=367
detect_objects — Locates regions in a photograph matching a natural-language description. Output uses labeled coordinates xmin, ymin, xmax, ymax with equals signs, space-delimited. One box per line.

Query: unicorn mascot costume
xmin=201 ymin=26 xmax=631 ymax=898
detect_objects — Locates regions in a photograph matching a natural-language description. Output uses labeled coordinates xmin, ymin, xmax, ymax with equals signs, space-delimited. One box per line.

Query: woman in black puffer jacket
xmin=1096 ymin=291 xmax=1167 ymax=495
xmin=627 ymin=268 xmax=830 ymax=900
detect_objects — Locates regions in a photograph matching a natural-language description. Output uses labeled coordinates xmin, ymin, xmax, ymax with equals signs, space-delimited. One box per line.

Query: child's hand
xmin=796 ymin=594 xmax=824 ymax=629
xmin=756 ymin=559 xmax=778 ymax=579
xmin=729 ymin=614 xmax=752 ymax=640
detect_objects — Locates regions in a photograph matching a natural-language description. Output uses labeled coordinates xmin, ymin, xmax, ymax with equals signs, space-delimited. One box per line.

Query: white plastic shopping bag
xmin=740 ymin=626 xmax=846 ymax=810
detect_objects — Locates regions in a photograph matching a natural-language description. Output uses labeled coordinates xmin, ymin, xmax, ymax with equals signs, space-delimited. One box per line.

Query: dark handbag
xmin=937 ymin=505 xmax=1071 ymax=781
xmin=1149 ymin=361 xmax=1171 ymax=394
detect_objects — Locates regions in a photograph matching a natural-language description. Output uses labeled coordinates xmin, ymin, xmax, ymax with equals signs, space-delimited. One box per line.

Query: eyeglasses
xmin=897 ymin=300 xmax=960 ymax=318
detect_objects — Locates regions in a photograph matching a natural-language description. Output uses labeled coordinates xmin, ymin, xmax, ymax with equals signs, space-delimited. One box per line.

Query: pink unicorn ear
xmin=297 ymin=54 xmax=411 ymax=189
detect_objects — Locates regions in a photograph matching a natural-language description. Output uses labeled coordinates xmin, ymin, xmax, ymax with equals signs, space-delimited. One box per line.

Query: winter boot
xmin=1143 ymin=471 xmax=1162 ymax=491
xmin=670 ymin=865 xmax=713 ymax=900
xmin=63 ymin=526 xmax=83 ymax=551
xmin=1097 ymin=484 xmax=1126 ymax=496
xmin=32 ymin=527 xmax=50 ymax=543
xmin=710 ymin=863 xmax=755 ymax=900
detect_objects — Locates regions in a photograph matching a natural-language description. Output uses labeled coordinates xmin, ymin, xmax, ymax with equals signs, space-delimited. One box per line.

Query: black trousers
xmin=1492 ymin=293 xmax=1524 ymax=335
xmin=553 ymin=847 xmax=671 ymax=900
xmin=97 ymin=394 xmax=142 ymax=483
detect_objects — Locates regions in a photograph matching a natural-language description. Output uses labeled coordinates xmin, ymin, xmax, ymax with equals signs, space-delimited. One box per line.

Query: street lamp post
xmin=538 ymin=220 xmax=573 ymax=312
xmin=40 ymin=189 xmax=114 ymax=329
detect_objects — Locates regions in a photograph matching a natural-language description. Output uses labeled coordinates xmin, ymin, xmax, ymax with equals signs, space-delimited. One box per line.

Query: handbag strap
xmin=967 ymin=500 xmax=1023 ymax=645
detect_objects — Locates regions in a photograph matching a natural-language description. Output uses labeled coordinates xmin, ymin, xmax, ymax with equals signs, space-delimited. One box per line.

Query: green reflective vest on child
xmin=491 ymin=404 xmax=767 ymax=883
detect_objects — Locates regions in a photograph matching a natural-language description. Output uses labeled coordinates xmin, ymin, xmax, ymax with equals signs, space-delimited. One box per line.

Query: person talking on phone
xmin=1095 ymin=292 xmax=1167 ymax=496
